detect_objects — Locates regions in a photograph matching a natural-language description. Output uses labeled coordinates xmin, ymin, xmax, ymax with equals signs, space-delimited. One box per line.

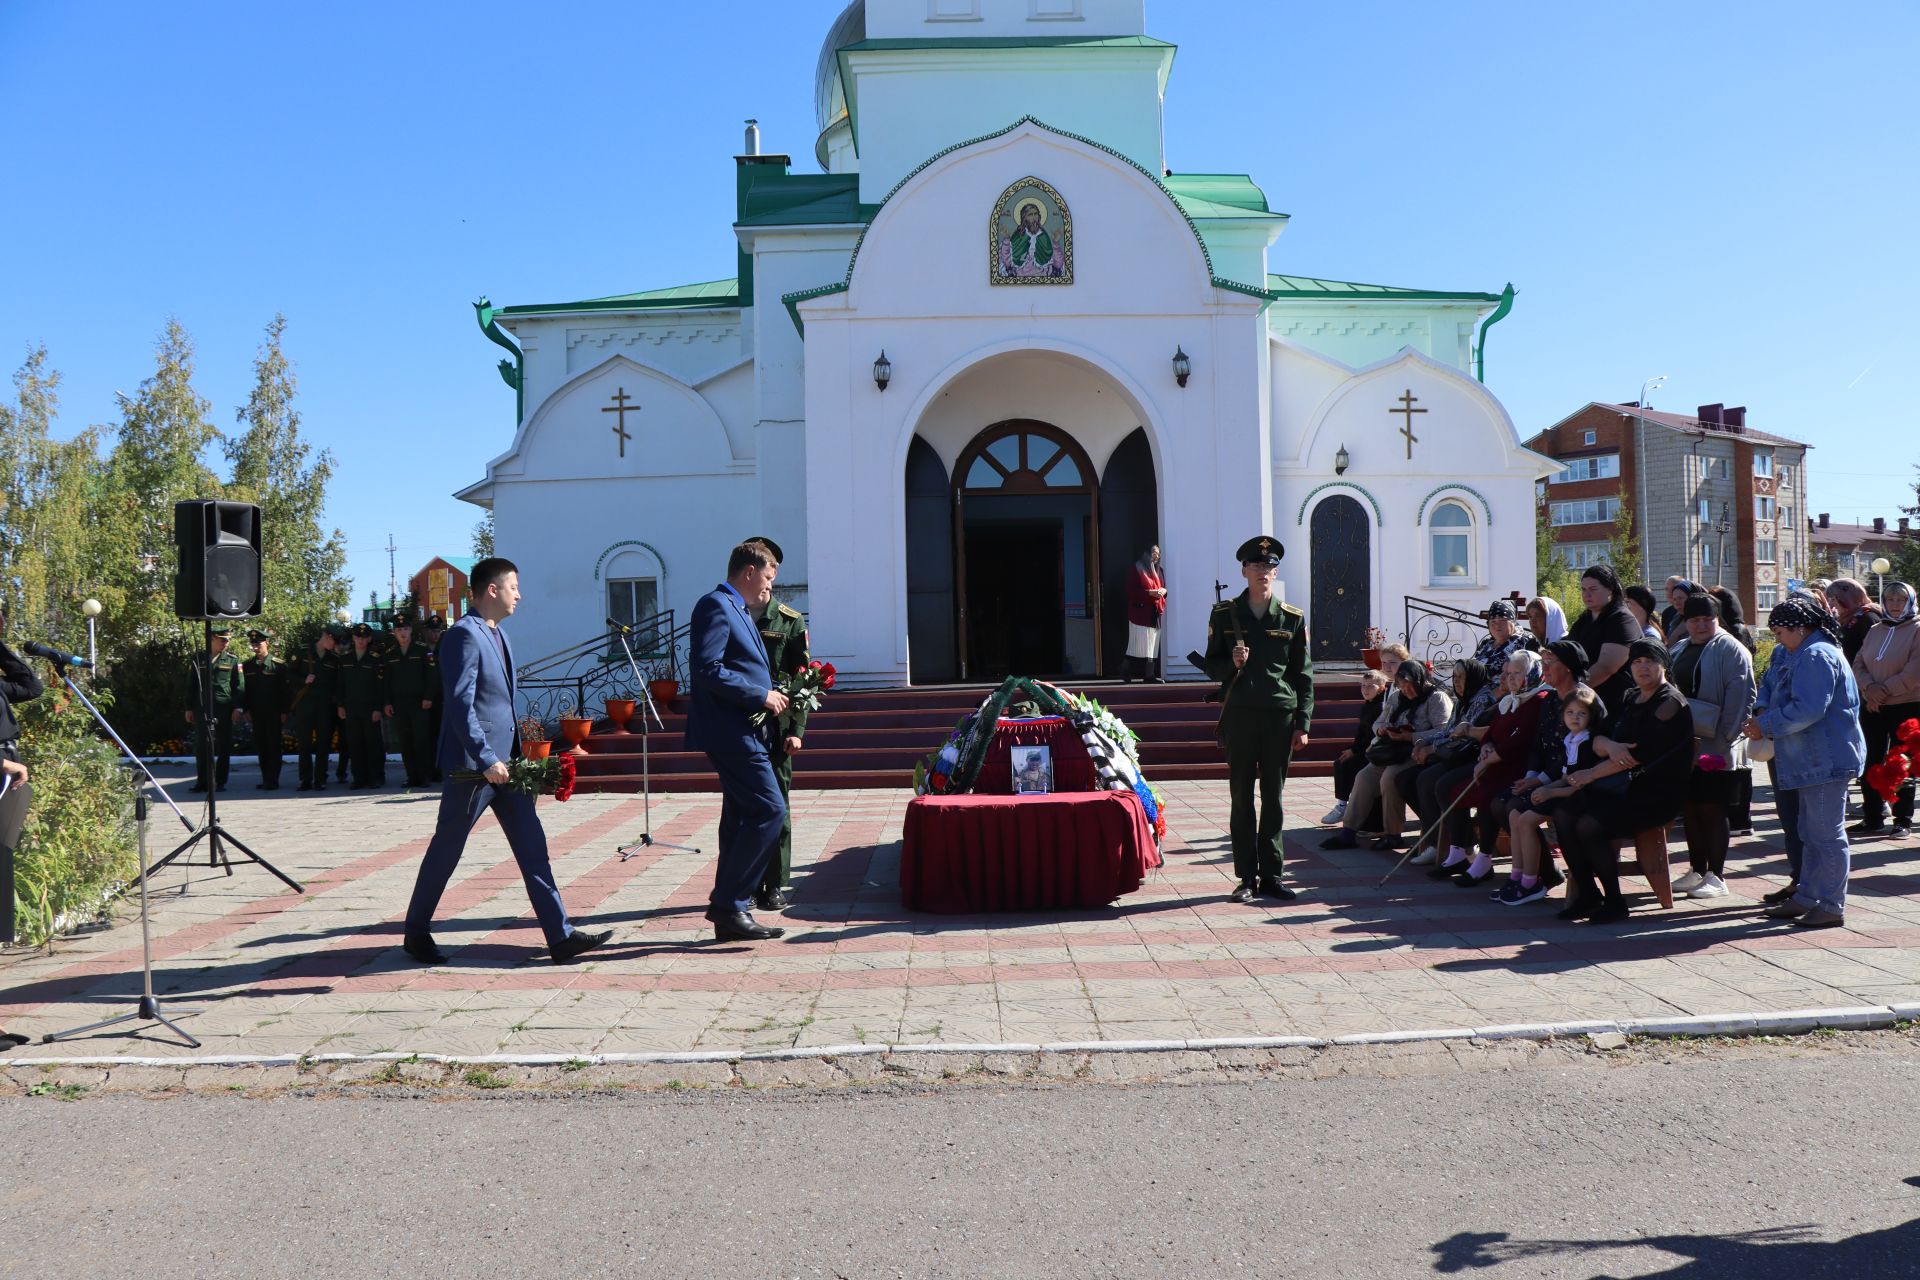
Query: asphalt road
xmin=7 ymin=1050 xmax=1920 ymax=1279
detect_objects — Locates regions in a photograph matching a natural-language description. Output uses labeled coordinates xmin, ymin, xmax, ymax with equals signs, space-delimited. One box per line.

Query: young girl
xmin=1495 ymin=687 xmax=1601 ymax=905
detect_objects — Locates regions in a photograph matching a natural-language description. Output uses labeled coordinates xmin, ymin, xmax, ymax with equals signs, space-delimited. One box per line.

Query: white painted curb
xmin=6 ymin=1003 xmax=1913 ymax=1071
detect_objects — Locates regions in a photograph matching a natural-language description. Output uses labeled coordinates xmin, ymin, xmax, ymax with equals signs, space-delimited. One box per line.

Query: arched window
xmin=956 ymin=424 xmax=1087 ymax=493
xmin=1429 ymin=501 xmax=1474 ymax=584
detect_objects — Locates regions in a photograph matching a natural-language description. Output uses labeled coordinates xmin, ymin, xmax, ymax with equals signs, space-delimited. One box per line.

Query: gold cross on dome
xmin=1389 ymin=390 xmax=1427 ymax=459
xmin=602 ymin=387 xmax=639 ymax=457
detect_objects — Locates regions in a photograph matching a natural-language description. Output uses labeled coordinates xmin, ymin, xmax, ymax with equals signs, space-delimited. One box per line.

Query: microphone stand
xmin=144 ymin=620 xmax=303 ymax=892
xmin=610 ymin=624 xmax=699 ymax=862
xmin=41 ymin=674 xmax=203 ymax=1047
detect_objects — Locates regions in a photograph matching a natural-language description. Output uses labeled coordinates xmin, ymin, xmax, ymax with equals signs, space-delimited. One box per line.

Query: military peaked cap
xmin=1235 ymin=536 xmax=1284 ymax=566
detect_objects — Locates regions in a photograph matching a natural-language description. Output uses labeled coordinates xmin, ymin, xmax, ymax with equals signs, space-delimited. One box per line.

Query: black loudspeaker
xmin=174 ymin=500 xmax=263 ymax=620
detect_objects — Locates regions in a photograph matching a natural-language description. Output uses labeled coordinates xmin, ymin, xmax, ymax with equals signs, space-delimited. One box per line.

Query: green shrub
xmin=10 ymin=682 xmax=137 ymax=947
xmin=1753 ymin=629 xmax=1777 ymax=679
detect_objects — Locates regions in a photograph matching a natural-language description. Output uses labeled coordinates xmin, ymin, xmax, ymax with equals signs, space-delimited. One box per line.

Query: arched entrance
xmin=953 ymin=420 xmax=1100 ymax=680
xmin=1309 ymin=494 xmax=1371 ymax=662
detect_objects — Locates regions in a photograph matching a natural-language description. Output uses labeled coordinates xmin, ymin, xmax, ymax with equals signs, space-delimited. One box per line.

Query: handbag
xmin=1366 ymin=736 xmax=1413 ymax=766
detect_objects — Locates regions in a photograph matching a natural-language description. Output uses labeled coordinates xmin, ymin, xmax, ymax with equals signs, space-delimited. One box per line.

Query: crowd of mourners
xmin=1319 ymin=566 xmax=1919 ymax=929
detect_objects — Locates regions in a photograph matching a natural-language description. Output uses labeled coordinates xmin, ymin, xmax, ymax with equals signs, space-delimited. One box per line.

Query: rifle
xmin=1187 ymin=580 xmax=1237 ymax=705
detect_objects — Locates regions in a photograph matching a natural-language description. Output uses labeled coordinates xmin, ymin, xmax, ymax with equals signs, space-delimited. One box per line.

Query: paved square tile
xmin=4 ymin=768 xmax=1919 ymax=1059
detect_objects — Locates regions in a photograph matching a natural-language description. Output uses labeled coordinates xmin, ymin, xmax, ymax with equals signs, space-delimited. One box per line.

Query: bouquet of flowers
xmin=752 ymin=660 xmax=836 ymax=728
xmin=452 ymin=752 xmax=576 ymax=801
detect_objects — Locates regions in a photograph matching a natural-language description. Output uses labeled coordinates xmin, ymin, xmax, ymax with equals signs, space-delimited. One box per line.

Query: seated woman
xmin=1321 ymin=669 xmax=1390 ymax=826
xmin=1624 ymin=585 xmax=1666 ymax=641
xmin=1432 ymin=651 xmax=1547 ymax=880
xmin=1526 ymin=596 xmax=1568 ymax=645
xmin=1323 ymin=660 xmax=1452 ymax=851
xmin=1550 ymin=638 xmax=1696 ymax=924
xmin=1498 ymin=688 xmax=1601 ymax=904
xmin=1474 ymin=600 xmax=1540 ymax=671
xmin=1400 ymin=658 xmax=1494 ymax=865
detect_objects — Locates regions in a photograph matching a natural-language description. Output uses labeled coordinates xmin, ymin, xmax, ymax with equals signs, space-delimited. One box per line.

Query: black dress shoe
xmin=1578 ymin=901 xmax=1630 ymax=925
xmin=1322 ymin=830 xmax=1359 ymax=850
xmin=1229 ymin=882 xmax=1257 ymax=904
xmin=711 ymin=911 xmax=785 ymax=942
xmin=551 ymin=927 xmax=612 ymax=964
xmin=0 ymin=1031 xmax=32 ymax=1052
xmin=402 ymin=933 xmax=448 ymax=965
xmin=1762 ymin=882 xmax=1799 ymax=904
xmin=296 ymin=782 xmax=314 ymax=792
xmin=1258 ymin=876 xmax=1297 ymax=901
xmin=755 ymin=887 xmax=790 ymax=912
xmin=189 ymin=784 xmax=208 ymax=793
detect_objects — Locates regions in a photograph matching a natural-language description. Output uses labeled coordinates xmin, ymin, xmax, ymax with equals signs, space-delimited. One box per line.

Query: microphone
xmin=24 ymin=641 xmax=93 ymax=669
xmin=606 ymin=618 xmax=633 ymax=634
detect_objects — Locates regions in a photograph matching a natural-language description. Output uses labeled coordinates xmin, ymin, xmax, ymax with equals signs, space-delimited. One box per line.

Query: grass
xmin=561 ymin=1058 xmax=591 ymax=1073
xmin=28 ymin=1080 xmax=91 ymax=1100
xmin=462 ymin=1067 xmax=511 ymax=1090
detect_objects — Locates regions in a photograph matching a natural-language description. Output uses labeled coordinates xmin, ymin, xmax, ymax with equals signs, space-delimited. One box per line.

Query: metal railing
xmin=515 ymin=609 xmax=687 ymax=725
xmin=1401 ymin=592 xmax=1530 ymax=667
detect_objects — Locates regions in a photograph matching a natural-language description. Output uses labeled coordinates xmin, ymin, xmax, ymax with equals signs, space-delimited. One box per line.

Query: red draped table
xmin=901 ymin=790 xmax=1161 ymax=913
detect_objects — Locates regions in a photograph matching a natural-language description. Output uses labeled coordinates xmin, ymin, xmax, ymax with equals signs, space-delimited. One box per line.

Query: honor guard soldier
xmin=336 ymin=622 xmax=389 ymax=789
xmin=421 ymin=615 xmax=446 ymax=782
xmin=749 ymin=536 xmax=809 ymax=911
xmin=287 ymin=624 xmax=342 ymax=790
xmin=239 ymin=628 xmax=288 ymax=790
xmin=1204 ymin=536 xmax=1314 ymax=904
xmin=383 ymin=616 xmax=438 ymax=787
xmin=185 ymin=623 xmax=246 ymax=792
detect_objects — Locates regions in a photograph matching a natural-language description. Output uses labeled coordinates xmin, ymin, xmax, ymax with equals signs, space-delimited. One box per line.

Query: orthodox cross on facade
xmin=601 ymin=387 xmax=639 ymax=457
xmin=1389 ymin=389 xmax=1427 ymax=460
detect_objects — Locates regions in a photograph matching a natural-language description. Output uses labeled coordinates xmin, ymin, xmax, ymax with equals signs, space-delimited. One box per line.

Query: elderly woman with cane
xmin=1748 ymin=596 xmax=1867 ymax=928
xmin=1 ymin=612 xmax=47 ymax=1051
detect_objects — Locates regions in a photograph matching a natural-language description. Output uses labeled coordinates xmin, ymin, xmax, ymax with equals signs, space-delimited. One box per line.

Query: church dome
xmin=815 ymin=1 xmax=865 ymax=140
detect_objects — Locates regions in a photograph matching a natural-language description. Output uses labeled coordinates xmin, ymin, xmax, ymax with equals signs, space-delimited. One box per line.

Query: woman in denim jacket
xmin=1744 ymin=597 xmax=1867 ymax=928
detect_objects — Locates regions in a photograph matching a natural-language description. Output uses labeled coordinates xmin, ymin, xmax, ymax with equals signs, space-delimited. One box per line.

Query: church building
xmin=459 ymin=0 xmax=1555 ymax=686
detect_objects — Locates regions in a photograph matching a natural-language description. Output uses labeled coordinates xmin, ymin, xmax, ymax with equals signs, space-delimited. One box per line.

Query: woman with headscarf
xmin=1526 ymin=596 xmax=1569 ymax=645
xmin=0 ymin=614 xmax=46 ymax=1052
xmin=1323 ymin=659 xmax=1452 ymax=850
xmin=1746 ymin=596 xmax=1867 ymax=928
xmin=1570 ymin=566 xmax=1641 ymax=714
xmin=1850 ymin=579 xmax=1920 ymax=839
xmin=1121 ymin=544 xmax=1167 ymax=682
xmin=1548 ymin=637 xmax=1695 ymax=923
xmin=1708 ymin=585 xmax=1757 ymax=654
xmin=1400 ymin=657 xmax=1493 ymax=864
xmin=1667 ymin=591 xmax=1757 ymax=899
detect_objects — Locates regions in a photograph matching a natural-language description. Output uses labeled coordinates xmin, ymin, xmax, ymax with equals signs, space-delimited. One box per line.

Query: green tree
xmin=472 ymin=509 xmax=495 ymax=559
xmin=224 ymin=314 xmax=349 ymax=633
xmin=1534 ymin=491 xmax=1577 ymax=601
xmin=0 ymin=345 xmax=108 ymax=646
xmin=1606 ymin=500 xmax=1644 ymax=586
xmin=1892 ymin=462 xmax=1920 ymax=586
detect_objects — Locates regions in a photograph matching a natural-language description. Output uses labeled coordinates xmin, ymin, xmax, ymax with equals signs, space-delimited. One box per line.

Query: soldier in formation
xmin=287 ymin=623 xmax=342 ymax=791
xmin=239 ymin=627 xmax=288 ymax=790
xmin=383 ymin=616 xmax=437 ymax=788
xmin=336 ymin=622 xmax=387 ymax=788
xmin=1204 ymin=535 xmax=1314 ymax=905
xmin=185 ymin=623 xmax=245 ymax=792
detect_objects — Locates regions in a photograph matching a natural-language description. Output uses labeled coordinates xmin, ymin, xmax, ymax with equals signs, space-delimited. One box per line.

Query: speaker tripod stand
xmin=611 ymin=625 xmax=700 ymax=862
xmin=144 ymin=619 xmax=303 ymax=892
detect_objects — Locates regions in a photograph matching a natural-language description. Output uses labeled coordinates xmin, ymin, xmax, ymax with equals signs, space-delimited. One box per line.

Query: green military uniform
xmin=287 ymin=628 xmax=341 ymax=790
xmin=421 ymin=616 xmax=447 ymax=782
xmin=754 ymin=596 xmax=811 ymax=905
xmin=186 ymin=625 xmax=246 ymax=791
xmin=336 ymin=624 xmax=389 ymax=789
xmin=240 ymin=629 xmax=288 ymax=790
xmin=1204 ymin=535 xmax=1314 ymax=901
xmin=383 ymin=621 xmax=438 ymax=787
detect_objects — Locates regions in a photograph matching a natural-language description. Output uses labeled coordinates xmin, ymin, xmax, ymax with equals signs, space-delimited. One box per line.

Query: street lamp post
xmin=1872 ymin=556 xmax=1892 ymax=600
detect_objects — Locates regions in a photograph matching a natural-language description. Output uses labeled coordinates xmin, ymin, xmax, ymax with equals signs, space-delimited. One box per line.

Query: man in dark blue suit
xmin=401 ymin=557 xmax=610 ymax=966
xmin=687 ymin=538 xmax=792 ymax=942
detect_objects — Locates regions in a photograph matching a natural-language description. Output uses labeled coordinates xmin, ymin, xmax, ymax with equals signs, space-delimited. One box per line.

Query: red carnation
xmin=554 ymin=753 xmax=577 ymax=802
xmin=1867 ymin=762 xmax=1902 ymax=804
xmin=1899 ymin=718 xmax=1920 ymax=746
xmin=1696 ymin=753 xmax=1727 ymax=773
xmin=821 ymin=662 xmax=837 ymax=678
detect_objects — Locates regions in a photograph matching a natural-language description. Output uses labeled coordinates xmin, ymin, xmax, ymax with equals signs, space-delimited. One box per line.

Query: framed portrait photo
xmin=1010 ymin=744 xmax=1053 ymax=795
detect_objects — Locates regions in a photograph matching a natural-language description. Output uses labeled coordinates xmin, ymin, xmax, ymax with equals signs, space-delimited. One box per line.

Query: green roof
xmin=736 ymin=171 xmax=879 ymax=228
xmin=1264 ymin=274 xmax=1504 ymax=303
xmin=496 ymin=278 xmax=741 ymax=317
xmin=1164 ymin=173 xmax=1286 ymax=221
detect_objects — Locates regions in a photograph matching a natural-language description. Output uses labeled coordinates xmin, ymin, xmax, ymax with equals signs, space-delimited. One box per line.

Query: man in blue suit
xmin=687 ymin=538 xmax=792 ymax=941
xmin=401 ymin=557 xmax=610 ymax=966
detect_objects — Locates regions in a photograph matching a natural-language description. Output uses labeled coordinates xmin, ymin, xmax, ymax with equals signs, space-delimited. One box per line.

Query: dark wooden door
xmin=1309 ymin=495 xmax=1369 ymax=662
xmin=904 ymin=438 xmax=956 ymax=682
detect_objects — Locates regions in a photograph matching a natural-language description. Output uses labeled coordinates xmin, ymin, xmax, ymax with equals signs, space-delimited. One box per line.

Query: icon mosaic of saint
xmin=991 ymin=180 xmax=1071 ymax=284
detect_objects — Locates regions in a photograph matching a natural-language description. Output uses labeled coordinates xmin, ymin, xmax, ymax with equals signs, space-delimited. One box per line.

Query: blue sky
xmin=3 ymin=1 xmax=1915 ymax=608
